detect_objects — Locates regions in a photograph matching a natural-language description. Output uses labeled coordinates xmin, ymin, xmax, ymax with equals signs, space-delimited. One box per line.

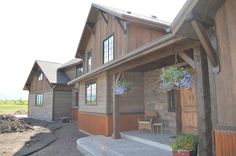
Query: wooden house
xmin=24 ymin=59 xmax=82 ymax=121
xmin=69 ymin=1 xmax=236 ymax=155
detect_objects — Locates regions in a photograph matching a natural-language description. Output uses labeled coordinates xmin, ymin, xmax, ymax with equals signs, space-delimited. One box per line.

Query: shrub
xmin=171 ymin=134 xmax=198 ymax=152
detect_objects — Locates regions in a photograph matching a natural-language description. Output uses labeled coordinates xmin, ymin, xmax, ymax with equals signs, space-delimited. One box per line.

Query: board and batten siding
xmin=214 ymin=0 xmax=236 ymax=126
xmin=108 ymin=72 xmax=144 ymax=114
xmin=82 ymin=13 xmax=166 ymax=73
xmin=53 ymin=91 xmax=72 ymax=120
xmin=28 ymin=91 xmax=53 ymax=121
xmin=79 ymin=72 xmax=108 ymax=114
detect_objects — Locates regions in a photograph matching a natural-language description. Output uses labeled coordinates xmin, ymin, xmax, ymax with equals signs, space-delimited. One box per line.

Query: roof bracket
xmin=86 ymin=23 xmax=95 ymax=34
xmin=116 ymin=18 xmax=127 ymax=34
xmin=178 ymin=52 xmax=195 ymax=69
xmin=99 ymin=10 xmax=108 ymax=24
xmin=190 ymin=19 xmax=219 ymax=73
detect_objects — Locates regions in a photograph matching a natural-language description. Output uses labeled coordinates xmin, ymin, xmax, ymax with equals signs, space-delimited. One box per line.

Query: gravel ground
xmin=0 ymin=118 xmax=87 ymax=156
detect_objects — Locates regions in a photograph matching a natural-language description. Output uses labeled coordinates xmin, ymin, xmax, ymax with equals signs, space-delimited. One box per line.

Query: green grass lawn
xmin=0 ymin=100 xmax=28 ymax=114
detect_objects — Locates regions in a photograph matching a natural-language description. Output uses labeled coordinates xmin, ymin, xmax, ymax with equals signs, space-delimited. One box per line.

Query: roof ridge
xmin=36 ymin=60 xmax=62 ymax=65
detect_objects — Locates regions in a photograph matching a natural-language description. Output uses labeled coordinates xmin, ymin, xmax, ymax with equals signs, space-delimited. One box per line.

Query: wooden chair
xmin=137 ymin=111 xmax=157 ymax=132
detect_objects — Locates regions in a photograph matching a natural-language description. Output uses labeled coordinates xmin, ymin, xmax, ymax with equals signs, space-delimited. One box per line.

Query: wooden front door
xmin=179 ymin=81 xmax=198 ymax=134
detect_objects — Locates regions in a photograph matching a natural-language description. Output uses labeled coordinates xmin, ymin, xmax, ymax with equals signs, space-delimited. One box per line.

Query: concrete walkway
xmin=77 ymin=135 xmax=172 ymax=156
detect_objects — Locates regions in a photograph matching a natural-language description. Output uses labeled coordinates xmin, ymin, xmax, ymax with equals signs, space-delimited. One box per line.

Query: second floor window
xmin=76 ymin=65 xmax=83 ymax=77
xmin=103 ymin=35 xmax=114 ymax=64
xmin=87 ymin=52 xmax=92 ymax=72
xmin=37 ymin=72 xmax=43 ymax=81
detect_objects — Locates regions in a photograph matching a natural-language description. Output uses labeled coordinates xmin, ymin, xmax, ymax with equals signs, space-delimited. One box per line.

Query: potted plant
xmin=113 ymin=80 xmax=133 ymax=95
xmin=160 ymin=67 xmax=192 ymax=90
xmin=171 ymin=134 xmax=198 ymax=156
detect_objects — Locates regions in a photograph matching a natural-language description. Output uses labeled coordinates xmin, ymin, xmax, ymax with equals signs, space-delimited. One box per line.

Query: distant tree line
xmin=0 ymin=98 xmax=28 ymax=105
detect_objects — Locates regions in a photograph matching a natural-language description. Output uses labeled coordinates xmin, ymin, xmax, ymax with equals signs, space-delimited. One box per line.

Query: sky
xmin=0 ymin=0 xmax=187 ymax=100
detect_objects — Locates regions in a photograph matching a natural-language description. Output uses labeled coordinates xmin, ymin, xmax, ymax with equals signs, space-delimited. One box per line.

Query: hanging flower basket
xmin=160 ymin=67 xmax=192 ymax=90
xmin=113 ymin=80 xmax=133 ymax=95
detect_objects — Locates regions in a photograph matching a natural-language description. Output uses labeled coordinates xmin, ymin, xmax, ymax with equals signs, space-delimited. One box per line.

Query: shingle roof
xmin=59 ymin=58 xmax=82 ymax=70
xmin=36 ymin=60 xmax=70 ymax=84
xmin=23 ymin=60 xmax=70 ymax=90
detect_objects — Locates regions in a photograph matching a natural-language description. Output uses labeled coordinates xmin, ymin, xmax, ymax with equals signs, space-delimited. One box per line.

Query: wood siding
xmin=79 ymin=72 xmax=108 ymax=113
xmin=108 ymin=72 xmax=144 ymax=114
xmin=29 ymin=72 xmax=52 ymax=92
xmin=28 ymin=91 xmax=53 ymax=121
xmin=214 ymin=130 xmax=236 ymax=156
xmin=82 ymin=13 xmax=165 ymax=73
xmin=127 ymin=24 xmax=165 ymax=52
xmin=53 ymin=91 xmax=72 ymax=120
xmin=214 ymin=0 xmax=236 ymax=126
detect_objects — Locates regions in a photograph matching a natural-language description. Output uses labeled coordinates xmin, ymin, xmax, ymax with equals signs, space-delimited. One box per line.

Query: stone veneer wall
xmin=144 ymin=68 xmax=176 ymax=134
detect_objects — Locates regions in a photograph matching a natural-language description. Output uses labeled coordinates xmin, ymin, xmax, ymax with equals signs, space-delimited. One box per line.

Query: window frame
xmin=76 ymin=64 xmax=83 ymax=77
xmin=85 ymin=80 xmax=97 ymax=105
xmin=35 ymin=93 xmax=44 ymax=106
xmin=87 ymin=52 xmax=92 ymax=73
xmin=37 ymin=72 xmax=43 ymax=81
xmin=103 ymin=34 xmax=114 ymax=64
xmin=167 ymin=89 xmax=178 ymax=112
xmin=74 ymin=91 xmax=79 ymax=107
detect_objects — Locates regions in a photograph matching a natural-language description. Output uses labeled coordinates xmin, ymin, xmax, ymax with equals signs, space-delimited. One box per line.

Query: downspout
xmin=51 ymin=83 xmax=57 ymax=121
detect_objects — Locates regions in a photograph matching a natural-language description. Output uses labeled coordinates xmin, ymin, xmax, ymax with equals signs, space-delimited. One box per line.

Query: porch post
xmin=112 ymin=74 xmax=121 ymax=139
xmin=193 ymin=47 xmax=213 ymax=156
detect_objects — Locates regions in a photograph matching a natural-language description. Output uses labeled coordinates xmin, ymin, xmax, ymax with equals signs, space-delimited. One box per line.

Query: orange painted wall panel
xmin=71 ymin=109 xmax=78 ymax=121
xmin=78 ymin=111 xmax=142 ymax=136
xmin=215 ymin=130 xmax=236 ymax=156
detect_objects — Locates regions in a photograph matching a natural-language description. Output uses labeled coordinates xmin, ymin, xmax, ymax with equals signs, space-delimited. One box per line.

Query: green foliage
xmin=171 ymin=134 xmax=198 ymax=152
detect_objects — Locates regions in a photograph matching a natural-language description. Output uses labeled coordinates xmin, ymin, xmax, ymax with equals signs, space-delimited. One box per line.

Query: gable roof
xmin=59 ymin=58 xmax=82 ymax=70
xmin=23 ymin=60 xmax=70 ymax=90
xmin=75 ymin=3 xmax=171 ymax=58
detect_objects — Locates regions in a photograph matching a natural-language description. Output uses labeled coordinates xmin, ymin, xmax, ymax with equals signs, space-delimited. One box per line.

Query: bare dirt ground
xmin=0 ymin=118 xmax=87 ymax=156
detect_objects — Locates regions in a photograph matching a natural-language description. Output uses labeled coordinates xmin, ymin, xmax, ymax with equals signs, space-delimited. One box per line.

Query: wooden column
xmin=193 ymin=47 xmax=213 ymax=156
xmin=112 ymin=74 xmax=121 ymax=139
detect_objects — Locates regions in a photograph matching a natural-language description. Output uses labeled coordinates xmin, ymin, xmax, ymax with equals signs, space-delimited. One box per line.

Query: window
xmin=36 ymin=94 xmax=43 ymax=106
xmin=37 ymin=72 xmax=43 ymax=81
xmin=167 ymin=89 xmax=178 ymax=112
xmin=86 ymin=81 xmax=96 ymax=105
xmin=74 ymin=92 xmax=79 ymax=107
xmin=87 ymin=52 xmax=92 ymax=72
xmin=76 ymin=65 xmax=83 ymax=77
xmin=103 ymin=35 xmax=114 ymax=64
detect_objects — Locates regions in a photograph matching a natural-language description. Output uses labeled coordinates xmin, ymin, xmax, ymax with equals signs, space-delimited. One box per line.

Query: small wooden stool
xmin=152 ymin=123 xmax=163 ymax=134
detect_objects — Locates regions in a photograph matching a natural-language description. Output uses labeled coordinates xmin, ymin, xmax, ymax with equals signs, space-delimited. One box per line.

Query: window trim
xmin=103 ymin=34 xmax=114 ymax=64
xmin=167 ymin=89 xmax=178 ymax=112
xmin=37 ymin=72 xmax=43 ymax=81
xmin=74 ymin=91 xmax=79 ymax=107
xmin=85 ymin=80 xmax=97 ymax=105
xmin=76 ymin=64 xmax=83 ymax=77
xmin=35 ymin=93 xmax=44 ymax=106
xmin=87 ymin=52 xmax=92 ymax=73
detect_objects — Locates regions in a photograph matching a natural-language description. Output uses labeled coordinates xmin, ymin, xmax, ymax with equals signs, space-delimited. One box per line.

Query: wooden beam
xmin=191 ymin=20 xmax=218 ymax=68
xmin=178 ymin=52 xmax=195 ymax=69
xmin=116 ymin=18 xmax=127 ymax=34
xmin=193 ymin=47 xmax=213 ymax=156
xmin=112 ymin=73 xmax=121 ymax=139
xmin=99 ymin=10 xmax=108 ymax=24
xmin=86 ymin=23 xmax=95 ymax=34
xmin=187 ymin=12 xmax=215 ymax=27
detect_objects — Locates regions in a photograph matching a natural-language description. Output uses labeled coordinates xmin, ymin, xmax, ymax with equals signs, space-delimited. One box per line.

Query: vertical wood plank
xmin=193 ymin=47 xmax=213 ymax=156
xmin=112 ymin=74 xmax=121 ymax=139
